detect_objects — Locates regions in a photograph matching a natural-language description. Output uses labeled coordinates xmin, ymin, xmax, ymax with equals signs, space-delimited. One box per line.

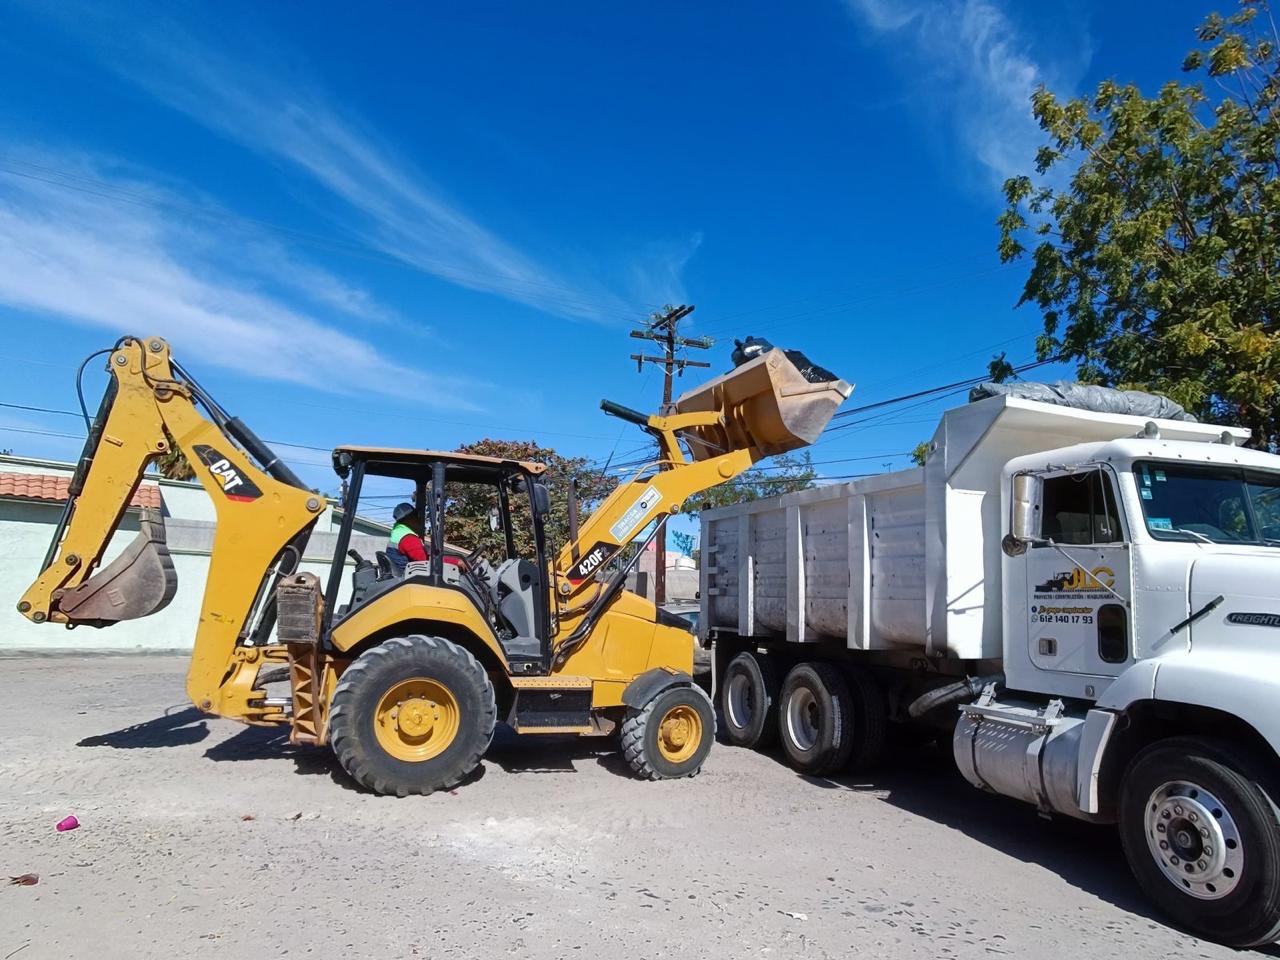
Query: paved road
xmin=0 ymin=657 xmax=1265 ymax=959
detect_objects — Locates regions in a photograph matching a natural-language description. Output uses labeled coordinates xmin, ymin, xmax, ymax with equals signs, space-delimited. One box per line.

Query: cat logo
xmin=569 ymin=541 xmax=612 ymax=583
xmin=1034 ymin=566 xmax=1115 ymax=593
xmin=193 ymin=444 xmax=263 ymax=503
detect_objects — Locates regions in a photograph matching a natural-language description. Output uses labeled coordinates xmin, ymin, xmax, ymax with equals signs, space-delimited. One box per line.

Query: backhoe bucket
xmin=54 ymin=510 xmax=178 ymax=625
xmin=673 ymin=348 xmax=852 ymax=461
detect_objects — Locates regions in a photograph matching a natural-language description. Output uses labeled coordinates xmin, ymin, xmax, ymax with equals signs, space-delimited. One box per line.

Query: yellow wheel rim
xmin=657 ymin=704 xmax=703 ymax=764
xmin=373 ymin=677 xmax=460 ymax=762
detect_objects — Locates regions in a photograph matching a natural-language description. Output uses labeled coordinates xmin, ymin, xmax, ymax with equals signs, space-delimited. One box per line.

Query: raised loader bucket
xmin=53 ymin=509 xmax=178 ymax=625
xmin=673 ymin=348 xmax=852 ymax=461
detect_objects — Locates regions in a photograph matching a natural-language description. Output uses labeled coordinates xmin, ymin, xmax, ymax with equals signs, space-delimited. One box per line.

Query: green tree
xmin=671 ymin=530 xmax=696 ymax=556
xmin=998 ymin=1 xmax=1280 ymax=448
xmin=445 ymin=438 xmax=618 ymax=558
xmin=682 ymin=451 xmax=817 ymax=515
xmin=910 ymin=441 xmax=932 ymax=467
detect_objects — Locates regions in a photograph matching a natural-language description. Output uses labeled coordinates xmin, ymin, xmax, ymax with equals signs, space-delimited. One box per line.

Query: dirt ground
xmin=0 ymin=656 xmax=1265 ymax=960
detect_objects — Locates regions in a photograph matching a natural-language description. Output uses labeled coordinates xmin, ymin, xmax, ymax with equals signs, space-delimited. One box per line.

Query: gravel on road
xmin=0 ymin=656 xmax=1244 ymax=959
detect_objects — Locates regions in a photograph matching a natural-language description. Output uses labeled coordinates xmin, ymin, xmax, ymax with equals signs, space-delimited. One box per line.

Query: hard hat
xmin=392 ymin=502 xmax=417 ymax=523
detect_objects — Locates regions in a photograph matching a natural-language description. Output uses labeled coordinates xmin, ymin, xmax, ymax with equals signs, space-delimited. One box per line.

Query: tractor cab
xmin=328 ymin=446 xmax=554 ymax=669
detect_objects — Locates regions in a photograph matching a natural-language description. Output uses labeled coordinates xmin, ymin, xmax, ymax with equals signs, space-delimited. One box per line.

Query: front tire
xmin=621 ymin=685 xmax=715 ymax=780
xmin=720 ymin=651 xmax=780 ymax=749
xmin=328 ymin=635 xmax=496 ymax=797
xmin=1118 ymin=736 xmax=1280 ymax=947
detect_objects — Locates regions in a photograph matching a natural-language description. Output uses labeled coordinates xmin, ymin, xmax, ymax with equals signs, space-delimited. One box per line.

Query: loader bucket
xmin=53 ymin=510 xmax=178 ymax=625
xmin=673 ymin=348 xmax=852 ymax=461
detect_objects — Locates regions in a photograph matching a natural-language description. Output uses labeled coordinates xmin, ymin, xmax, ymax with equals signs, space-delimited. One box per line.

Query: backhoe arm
xmin=17 ymin=336 xmax=324 ymax=719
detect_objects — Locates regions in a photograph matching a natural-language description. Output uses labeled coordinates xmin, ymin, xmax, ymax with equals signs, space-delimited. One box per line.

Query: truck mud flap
xmin=54 ymin=510 xmax=178 ymax=625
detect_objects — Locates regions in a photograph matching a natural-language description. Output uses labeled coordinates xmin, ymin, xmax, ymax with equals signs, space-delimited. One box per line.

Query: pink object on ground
xmin=55 ymin=815 xmax=79 ymax=832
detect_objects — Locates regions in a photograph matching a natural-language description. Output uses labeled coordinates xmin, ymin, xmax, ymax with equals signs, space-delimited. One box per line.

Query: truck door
xmin=1025 ymin=468 xmax=1133 ymax=678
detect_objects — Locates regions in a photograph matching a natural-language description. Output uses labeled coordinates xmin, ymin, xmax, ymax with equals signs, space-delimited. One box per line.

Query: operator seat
xmin=492 ymin=558 xmax=542 ymax=659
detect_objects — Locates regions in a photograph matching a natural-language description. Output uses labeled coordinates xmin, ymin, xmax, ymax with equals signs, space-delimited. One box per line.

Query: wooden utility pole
xmin=629 ymin=304 xmax=712 ymax=604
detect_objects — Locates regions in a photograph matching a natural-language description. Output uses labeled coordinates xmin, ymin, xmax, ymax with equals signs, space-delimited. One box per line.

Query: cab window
xmin=1040 ymin=470 xmax=1123 ymax=545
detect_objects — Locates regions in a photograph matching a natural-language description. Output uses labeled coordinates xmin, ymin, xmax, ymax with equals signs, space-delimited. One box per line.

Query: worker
xmin=387 ymin=502 xmax=465 ymax=576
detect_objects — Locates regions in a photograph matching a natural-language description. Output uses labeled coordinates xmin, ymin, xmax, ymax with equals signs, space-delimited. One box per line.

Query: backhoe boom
xmin=16 ymin=337 xmax=324 ymax=720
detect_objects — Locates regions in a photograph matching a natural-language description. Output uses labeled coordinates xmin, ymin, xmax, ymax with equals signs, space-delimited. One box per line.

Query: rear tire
xmin=844 ymin=665 xmax=888 ymax=773
xmin=328 ymin=635 xmax=496 ymax=797
xmin=1118 ymin=736 xmax=1280 ymax=947
xmin=720 ymin=651 xmax=780 ymax=749
xmin=621 ymin=685 xmax=715 ymax=780
xmin=778 ymin=662 xmax=854 ymax=775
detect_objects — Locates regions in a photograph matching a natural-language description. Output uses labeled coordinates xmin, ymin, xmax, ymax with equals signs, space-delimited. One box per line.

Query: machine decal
xmin=1033 ymin=566 xmax=1115 ymax=594
xmin=609 ymin=485 xmax=662 ymax=541
xmin=1226 ymin=612 xmax=1280 ymax=628
xmin=192 ymin=444 xmax=263 ymax=502
xmin=568 ymin=541 xmax=613 ymax=583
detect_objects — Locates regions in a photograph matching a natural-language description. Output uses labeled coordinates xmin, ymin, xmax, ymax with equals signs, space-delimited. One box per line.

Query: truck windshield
xmin=1134 ymin=461 xmax=1280 ymax=546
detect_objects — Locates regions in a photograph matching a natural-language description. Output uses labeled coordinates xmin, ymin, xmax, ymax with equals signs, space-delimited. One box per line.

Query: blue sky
xmin=0 ymin=0 xmax=1218 ymax=540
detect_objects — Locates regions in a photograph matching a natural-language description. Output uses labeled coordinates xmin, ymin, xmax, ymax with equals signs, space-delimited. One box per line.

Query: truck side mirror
xmin=488 ymin=506 xmax=501 ymax=532
xmin=1003 ymin=472 xmax=1041 ymax=556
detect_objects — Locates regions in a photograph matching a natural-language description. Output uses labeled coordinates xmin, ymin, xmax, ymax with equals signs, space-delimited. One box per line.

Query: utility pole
xmin=629 ymin=304 xmax=712 ymax=605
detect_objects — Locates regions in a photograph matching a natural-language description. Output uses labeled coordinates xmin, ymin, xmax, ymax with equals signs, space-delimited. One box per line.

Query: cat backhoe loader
xmin=18 ymin=335 xmax=849 ymax=796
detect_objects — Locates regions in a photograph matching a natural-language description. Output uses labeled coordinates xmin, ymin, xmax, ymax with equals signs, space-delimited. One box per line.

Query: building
xmin=626 ymin=538 xmax=699 ymax=602
xmin=0 ymin=454 xmax=386 ymax=652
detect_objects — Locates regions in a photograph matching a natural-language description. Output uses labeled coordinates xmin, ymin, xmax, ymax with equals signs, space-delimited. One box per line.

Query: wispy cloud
xmin=0 ymin=150 xmax=481 ymax=406
xmin=35 ymin=5 xmax=685 ymax=323
xmin=844 ymin=0 xmax=1082 ymax=187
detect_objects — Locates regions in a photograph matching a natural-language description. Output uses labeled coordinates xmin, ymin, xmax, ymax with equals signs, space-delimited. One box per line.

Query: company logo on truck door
xmin=1227 ymin=612 xmax=1280 ymax=628
xmin=1033 ymin=566 xmax=1115 ymax=593
xmin=192 ymin=444 xmax=262 ymax=502
xmin=568 ymin=541 xmax=612 ymax=583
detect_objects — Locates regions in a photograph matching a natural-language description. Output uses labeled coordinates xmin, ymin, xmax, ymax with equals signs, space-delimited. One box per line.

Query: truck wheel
xmin=720 ymin=651 xmax=779 ymax=749
xmin=1118 ymin=736 xmax=1280 ymax=947
xmin=621 ymin=684 xmax=715 ymax=780
xmin=843 ymin=665 xmax=888 ymax=773
xmin=778 ymin=662 xmax=854 ymax=775
xmin=328 ymin=635 xmax=496 ymax=797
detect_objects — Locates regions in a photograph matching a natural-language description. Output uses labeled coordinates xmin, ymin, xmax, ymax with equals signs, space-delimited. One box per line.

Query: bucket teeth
xmin=673 ymin=348 xmax=852 ymax=461
xmin=53 ymin=510 xmax=177 ymax=625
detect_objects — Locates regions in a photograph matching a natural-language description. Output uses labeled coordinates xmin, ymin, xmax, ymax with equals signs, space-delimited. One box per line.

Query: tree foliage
xmin=671 ymin=530 xmax=696 ymax=556
xmin=445 ymin=438 xmax=618 ymax=558
xmin=682 ymin=451 xmax=817 ymax=515
xmin=999 ymin=1 xmax=1280 ymax=448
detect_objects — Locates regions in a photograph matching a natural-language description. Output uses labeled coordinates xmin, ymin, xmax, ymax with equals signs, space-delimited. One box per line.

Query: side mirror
xmin=532 ymin=483 xmax=550 ymax=517
xmin=1003 ymin=472 xmax=1041 ymax=557
xmin=488 ymin=506 xmax=501 ymax=532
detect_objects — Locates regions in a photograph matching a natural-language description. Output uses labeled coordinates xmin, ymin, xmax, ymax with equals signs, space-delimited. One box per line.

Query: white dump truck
xmin=700 ymin=388 xmax=1280 ymax=947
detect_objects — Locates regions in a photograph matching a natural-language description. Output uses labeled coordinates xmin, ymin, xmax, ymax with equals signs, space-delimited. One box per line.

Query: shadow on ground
xmin=77 ymin=706 xmax=210 ymax=748
xmin=762 ymin=734 xmax=1159 ymax=924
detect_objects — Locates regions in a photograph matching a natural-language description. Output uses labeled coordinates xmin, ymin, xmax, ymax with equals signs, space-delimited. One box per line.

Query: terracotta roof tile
xmin=0 ymin=472 xmax=162 ymax=510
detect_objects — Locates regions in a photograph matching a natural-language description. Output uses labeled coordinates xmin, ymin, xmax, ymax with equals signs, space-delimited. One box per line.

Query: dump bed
xmin=700 ymin=394 xmax=1244 ymax=659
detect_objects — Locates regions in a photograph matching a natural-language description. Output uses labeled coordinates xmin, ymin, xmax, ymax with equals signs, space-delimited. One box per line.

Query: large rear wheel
xmin=328 ymin=635 xmax=496 ymax=797
xmin=720 ymin=651 xmax=780 ymax=749
xmin=1118 ymin=736 xmax=1280 ymax=947
xmin=778 ymin=662 xmax=854 ymax=775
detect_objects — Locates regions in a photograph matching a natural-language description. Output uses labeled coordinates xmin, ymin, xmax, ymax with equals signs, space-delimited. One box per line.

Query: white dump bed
xmin=700 ymin=395 xmax=1245 ymax=659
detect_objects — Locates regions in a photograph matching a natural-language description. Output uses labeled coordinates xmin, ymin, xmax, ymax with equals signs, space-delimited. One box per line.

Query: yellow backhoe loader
xmin=18 ymin=335 xmax=849 ymax=796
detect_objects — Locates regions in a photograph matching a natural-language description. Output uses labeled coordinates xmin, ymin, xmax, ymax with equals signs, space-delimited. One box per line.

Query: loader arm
xmin=552 ymin=348 xmax=851 ymax=640
xmin=17 ymin=337 xmax=324 ymax=720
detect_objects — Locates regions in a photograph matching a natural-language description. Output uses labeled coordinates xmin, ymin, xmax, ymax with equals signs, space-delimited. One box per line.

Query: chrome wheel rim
xmin=785 ymin=686 xmax=819 ymax=752
xmin=1144 ymin=780 xmax=1244 ymax=900
xmin=726 ymin=673 xmax=754 ymax=730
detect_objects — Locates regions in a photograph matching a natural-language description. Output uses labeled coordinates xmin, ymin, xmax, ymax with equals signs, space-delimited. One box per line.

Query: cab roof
xmin=331 ymin=445 xmax=547 ymax=480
